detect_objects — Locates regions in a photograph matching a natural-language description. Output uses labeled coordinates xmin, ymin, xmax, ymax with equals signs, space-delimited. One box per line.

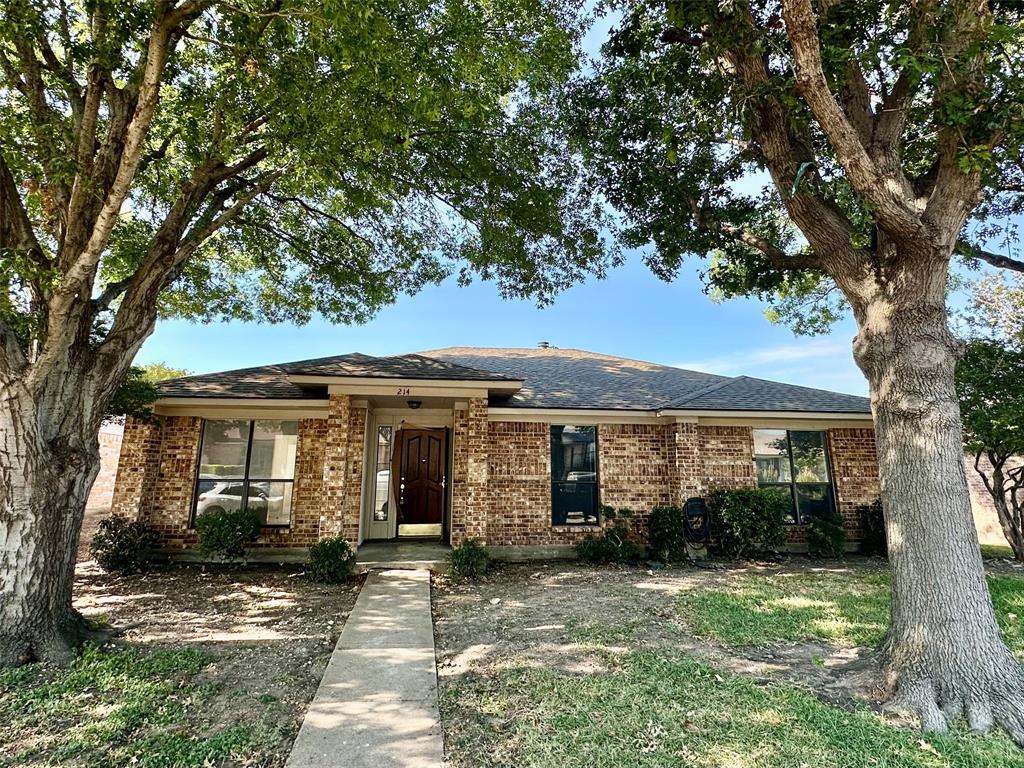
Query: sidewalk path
xmin=285 ymin=569 xmax=443 ymax=768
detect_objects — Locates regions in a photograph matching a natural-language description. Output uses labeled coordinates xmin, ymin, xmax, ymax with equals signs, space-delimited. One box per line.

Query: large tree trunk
xmin=853 ymin=293 xmax=1024 ymax=740
xmin=0 ymin=387 xmax=100 ymax=665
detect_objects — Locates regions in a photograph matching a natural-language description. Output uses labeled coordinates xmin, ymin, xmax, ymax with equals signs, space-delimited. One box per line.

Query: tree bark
xmin=853 ymin=289 xmax=1024 ymax=741
xmin=0 ymin=386 xmax=100 ymax=665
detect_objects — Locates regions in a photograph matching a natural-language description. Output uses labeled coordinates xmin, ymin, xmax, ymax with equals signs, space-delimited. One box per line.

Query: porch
xmin=355 ymin=540 xmax=452 ymax=571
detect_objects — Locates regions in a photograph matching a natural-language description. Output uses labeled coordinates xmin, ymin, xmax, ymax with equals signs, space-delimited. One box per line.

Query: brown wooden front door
xmin=393 ymin=429 xmax=446 ymax=526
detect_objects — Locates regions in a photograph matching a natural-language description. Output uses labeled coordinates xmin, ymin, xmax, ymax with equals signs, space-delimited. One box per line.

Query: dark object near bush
xmin=647 ymin=505 xmax=689 ymax=563
xmin=858 ymin=498 xmax=887 ymax=556
xmin=448 ymin=539 xmax=490 ymax=581
xmin=708 ymin=488 xmax=788 ymax=559
xmin=89 ymin=516 xmax=159 ymax=573
xmin=308 ymin=536 xmax=356 ymax=583
xmin=194 ymin=507 xmax=261 ymax=559
xmin=806 ymin=508 xmax=846 ymax=559
xmin=576 ymin=507 xmax=642 ymax=564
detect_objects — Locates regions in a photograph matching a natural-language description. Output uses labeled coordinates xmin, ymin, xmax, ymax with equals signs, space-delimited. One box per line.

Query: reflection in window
xmin=551 ymin=425 xmax=599 ymax=526
xmin=373 ymin=426 xmax=393 ymax=522
xmin=753 ymin=429 xmax=834 ymax=525
xmin=193 ymin=420 xmax=298 ymax=527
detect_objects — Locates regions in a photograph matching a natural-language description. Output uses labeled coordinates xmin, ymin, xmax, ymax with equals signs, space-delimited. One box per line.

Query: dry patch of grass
xmin=1 ymin=563 xmax=360 ymax=768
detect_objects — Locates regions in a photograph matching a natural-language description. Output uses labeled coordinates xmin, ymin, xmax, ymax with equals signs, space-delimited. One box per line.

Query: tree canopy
xmin=569 ymin=0 xmax=1024 ymax=331
xmin=0 ymin=0 xmax=611 ymax=405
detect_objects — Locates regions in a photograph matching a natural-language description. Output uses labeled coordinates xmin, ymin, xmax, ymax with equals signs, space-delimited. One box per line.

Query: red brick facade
xmin=111 ymin=402 xmax=883 ymax=553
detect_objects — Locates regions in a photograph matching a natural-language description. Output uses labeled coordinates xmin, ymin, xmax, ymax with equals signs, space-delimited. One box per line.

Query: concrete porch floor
xmin=356 ymin=540 xmax=451 ymax=571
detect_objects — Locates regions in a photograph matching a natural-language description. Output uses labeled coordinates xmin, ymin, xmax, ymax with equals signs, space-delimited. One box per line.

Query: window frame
xmin=190 ymin=419 xmax=298 ymax=529
xmin=753 ymin=429 xmax=836 ymax=526
xmin=549 ymin=424 xmax=602 ymax=528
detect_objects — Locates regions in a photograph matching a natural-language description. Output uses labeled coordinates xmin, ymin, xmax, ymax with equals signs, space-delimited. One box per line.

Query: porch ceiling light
xmin=407 ymin=399 xmax=423 ymax=409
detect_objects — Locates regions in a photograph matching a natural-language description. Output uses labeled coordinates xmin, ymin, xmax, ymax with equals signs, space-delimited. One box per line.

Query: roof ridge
xmin=420 ymin=346 xmax=711 ymax=374
xmin=663 ymin=375 xmax=744 ymax=408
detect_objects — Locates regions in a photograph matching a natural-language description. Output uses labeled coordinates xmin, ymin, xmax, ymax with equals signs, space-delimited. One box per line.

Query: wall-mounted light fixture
xmin=407 ymin=400 xmax=423 ymax=410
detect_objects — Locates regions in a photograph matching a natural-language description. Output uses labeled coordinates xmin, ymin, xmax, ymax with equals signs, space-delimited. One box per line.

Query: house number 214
xmin=396 ymin=387 xmax=411 ymax=396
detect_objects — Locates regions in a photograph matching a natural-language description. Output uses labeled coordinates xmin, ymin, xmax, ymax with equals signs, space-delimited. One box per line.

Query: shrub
xmin=576 ymin=508 xmax=643 ymax=564
xmin=448 ymin=539 xmax=491 ymax=581
xmin=647 ymin=505 xmax=689 ymax=563
xmin=858 ymin=498 xmax=887 ymax=556
xmin=89 ymin=517 xmax=159 ymax=573
xmin=194 ymin=507 xmax=261 ymax=559
xmin=805 ymin=508 xmax=846 ymax=559
xmin=308 ymin=536 xmax=356 ymax=583
xmin=708 ymin=487 xmax=788 ymax=559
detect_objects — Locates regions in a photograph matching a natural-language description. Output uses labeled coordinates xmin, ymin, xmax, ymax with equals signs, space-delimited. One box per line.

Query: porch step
xmin=356 ymin=541 xmax=451 ymax=572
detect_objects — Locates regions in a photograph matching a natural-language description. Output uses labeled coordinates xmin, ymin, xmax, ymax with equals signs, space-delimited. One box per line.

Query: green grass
xmin=982 ymin=544 xmax=1016 ymax=560
xmin=443 ymin=651 xmax=1024 ymax=768
xmin=0 ymin=645 xmax=279 ymax=768
xmin=677 ymin=571 xmax=1024 ymax=653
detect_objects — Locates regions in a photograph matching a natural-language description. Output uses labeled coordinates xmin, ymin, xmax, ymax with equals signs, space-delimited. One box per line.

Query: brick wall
xmin=110 ymin=416 xmax=163 ymax=520
xmin=451 ymin=398 xmax=490 ymax=545
xmin=827 ymin=428 xmax=881 ymax=541
xmin=110 ymin=413 xmax=336 ymax=550
xmin=599 ymin=423 xmax=674 ymax=539
xmin=481 ymin=420 xmax=550 ymax=545
xmin=699 ymin=425 xmax=757 ymax=490
xmin=320 ymin=395 xmax=366 ymax=544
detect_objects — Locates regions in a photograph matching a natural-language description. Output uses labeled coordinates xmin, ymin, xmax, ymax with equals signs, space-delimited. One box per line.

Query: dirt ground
xmin=433 ymin=559 xmax=901 ymax=717
xmin=71 ymin=561 xmax=361 ymax=767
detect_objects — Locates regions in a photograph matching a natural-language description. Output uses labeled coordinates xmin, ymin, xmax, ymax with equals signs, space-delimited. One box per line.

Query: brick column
xmin=666 ymin=420 xmax=702 ymax=506
xmin=320 ymin=395 xmax=367 ymax=543
xmin=451 ymin=398 xmax=489 ymax=545
xmin=110 ymin=416 xmax=164 ymax=521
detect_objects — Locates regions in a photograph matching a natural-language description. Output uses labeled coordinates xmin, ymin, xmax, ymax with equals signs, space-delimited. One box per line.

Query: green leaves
xmin=956 ymin=339 xmax=1024 ymax=458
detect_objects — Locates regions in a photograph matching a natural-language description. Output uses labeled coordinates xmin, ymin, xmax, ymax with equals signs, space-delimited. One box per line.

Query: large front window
xmin=753 ymin=429 xmax=834 ymax=525
xmin=192 ymin=420 xmax=298 ymax=527
xmin=551 ymin=425 xmax=599 ymax=526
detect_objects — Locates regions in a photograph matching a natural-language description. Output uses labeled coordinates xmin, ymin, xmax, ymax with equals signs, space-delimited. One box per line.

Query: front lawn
xmin=434 ymin=560 xmax=1024 ymax=768
xmin=1 ymin=564 xmax=360 ymax=768
xmin=677 ymin=570 xmax=1024 ymax=653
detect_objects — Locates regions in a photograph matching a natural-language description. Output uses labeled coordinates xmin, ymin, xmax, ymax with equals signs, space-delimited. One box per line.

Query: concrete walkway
xmin=285 ymin=569 xmax=443 ymax=768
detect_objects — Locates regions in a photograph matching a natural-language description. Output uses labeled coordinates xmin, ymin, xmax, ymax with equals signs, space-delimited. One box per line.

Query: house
xmin=110 ymin=346 xmax=880 ymax=558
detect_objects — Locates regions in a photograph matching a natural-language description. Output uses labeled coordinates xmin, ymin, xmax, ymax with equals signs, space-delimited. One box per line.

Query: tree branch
xmin=781 ymin=0 xmax=926 ymax=244
xmin=958 ymin=242 xmax=1024 ymax=274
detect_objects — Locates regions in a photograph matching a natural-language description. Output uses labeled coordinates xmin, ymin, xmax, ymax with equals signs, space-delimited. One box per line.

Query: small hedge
xmin=647 ymin=505 xmax=688 ymax=563
xmin=858 ymin=498 xmax=887 ymax=556
xmin=90 ymin=517 xmax=159 ymax=573
xmin=806 ymin=507 xmax=846 ymax=558
xmin=308 ymin=537 xmax=356 ymax=583
xmin=194 ymin=507 xmax=261 ymax=559
xmin=448 ymin=539 xmax=490 ymax=581
xmin=708 ymin=487 xmax=788 ymax=559
xmin=576 ymin=507 xmax=642 ymax=564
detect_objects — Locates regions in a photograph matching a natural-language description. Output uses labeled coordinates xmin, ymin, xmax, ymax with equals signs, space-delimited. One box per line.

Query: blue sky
xmin=138 ymin=255 xmax=870 ymax=395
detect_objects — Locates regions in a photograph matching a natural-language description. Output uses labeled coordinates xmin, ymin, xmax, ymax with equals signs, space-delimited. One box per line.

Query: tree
xmin=0 ymin=0 xmax=609 ymax=665
xmin=568 ymin=0 xmax=1024 ymax=741
xmin=137 ymin=362 xmax=190 ymax=382
xmin=956 ymin=339 xmax=1024 ymax=562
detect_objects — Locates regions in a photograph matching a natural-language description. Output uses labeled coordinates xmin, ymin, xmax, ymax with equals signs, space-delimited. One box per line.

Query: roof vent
xmin=537 ymin=341 xmax=551 ymax=349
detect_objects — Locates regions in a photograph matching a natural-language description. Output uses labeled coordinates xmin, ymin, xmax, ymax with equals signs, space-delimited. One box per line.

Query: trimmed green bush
xmin=708 ymin=488 xmax=788 ymax=559
xmin=448 ymin=539 xmax=490 ymax=581
xmin=858 ymin=498 xmax=887 ymax=556
xmin=576 ymin=508 xmax=642 ymax=564
xmin=308 ymin=536 xmax=356 ymax=583
xmin=647 ymin=505 xmax=688 ymax=563
xmin=194 ymin=507 xmax=261 ymax=559
xmin=805 ymin=508 xmax=846 ymax=559
xmin=89 ymin=516 xmax=159 ymax=573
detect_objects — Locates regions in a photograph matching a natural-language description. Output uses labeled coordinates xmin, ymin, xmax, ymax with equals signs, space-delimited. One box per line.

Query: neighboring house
xmin=110 ymin=346 xmax=882 ymax=558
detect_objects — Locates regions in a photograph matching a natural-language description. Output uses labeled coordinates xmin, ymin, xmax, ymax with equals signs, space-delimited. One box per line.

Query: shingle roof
xmin=157 ymin=345 xmax=871 ymax=414
xmin=157 ymin=352 xmax=519 ymax=399
xmin=421 ymin=347 xmax=870 ymax=413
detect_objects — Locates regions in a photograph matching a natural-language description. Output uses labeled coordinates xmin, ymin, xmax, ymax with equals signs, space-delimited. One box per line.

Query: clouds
xmin=675 ymin=339 xmax=868 ymax=396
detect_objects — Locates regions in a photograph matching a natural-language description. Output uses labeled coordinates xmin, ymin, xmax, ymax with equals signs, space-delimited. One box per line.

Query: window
xmin=551 ymin=425 xmax=599 ymax=526
xmin=193 ymin=420 xmax=298 ymax=527
xmin=372 ymin=425 xmax=393 ymax=522
xmin=753 ymin=429 xmax=834 ymax=524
